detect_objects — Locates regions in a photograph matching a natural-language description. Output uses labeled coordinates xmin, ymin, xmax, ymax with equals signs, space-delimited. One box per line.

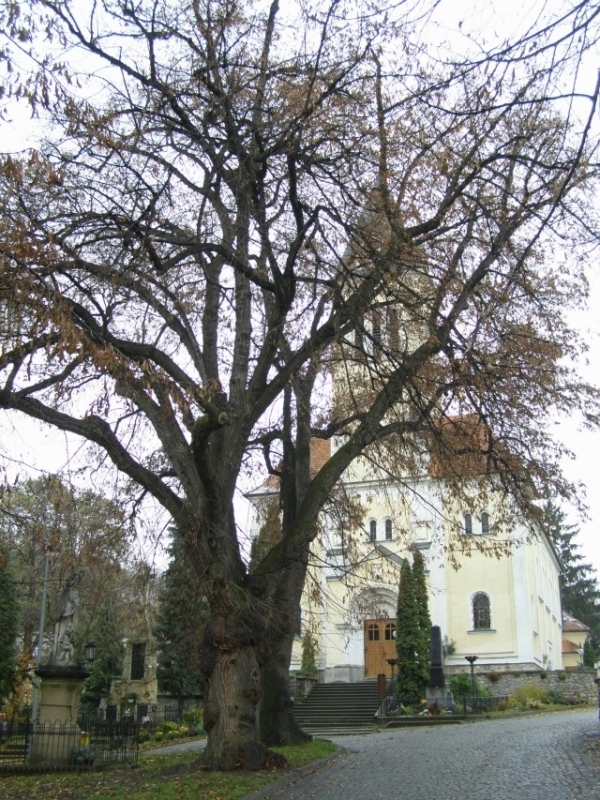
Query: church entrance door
xmin=364 ymin=618 xmax=396 ymax=677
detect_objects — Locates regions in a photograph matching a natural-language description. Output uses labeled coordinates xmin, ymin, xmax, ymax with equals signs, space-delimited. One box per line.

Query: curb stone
xmin=241 ymin=747 xmax=348 ymax=800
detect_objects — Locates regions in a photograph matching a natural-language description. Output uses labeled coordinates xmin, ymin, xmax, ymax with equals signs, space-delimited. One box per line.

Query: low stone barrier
xmin=443 ymin=666 xmax=598 ymax=705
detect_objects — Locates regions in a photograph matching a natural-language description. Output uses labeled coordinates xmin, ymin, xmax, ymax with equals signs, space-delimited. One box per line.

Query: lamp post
xmin=85 ymin=642 xmax=97 ymax=663
xmin=465 ymin=655 xmax=478 ymax=698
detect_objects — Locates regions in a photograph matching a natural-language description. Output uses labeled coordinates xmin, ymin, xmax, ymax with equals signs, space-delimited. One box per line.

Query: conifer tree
xmin=412 ymin=548 xmax=431 ymax=694
xmin=0 ymin=547 xmax=18 ymax=703
xmin=583 ymin=638 xmax=596 ymax=669
xmin=547 ymin=502 xmax=600 ymax=645
xmin=396 ymin=559 xmax=421 ymax=702
xmin=81 ymin=608 xmax=123 ymax=710
xmin=155 ymin=531 xmax=207 ymax=706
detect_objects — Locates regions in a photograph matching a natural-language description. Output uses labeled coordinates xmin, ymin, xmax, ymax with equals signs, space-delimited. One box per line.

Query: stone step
xmin=294 ymin=680 xmax=379 ymax=730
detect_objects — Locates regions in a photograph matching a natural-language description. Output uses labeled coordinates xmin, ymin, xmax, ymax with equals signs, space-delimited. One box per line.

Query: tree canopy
xmin=0 ymin=476 xmax=136 ymax=670
xmin=0 ymin=0 xmax=599 ymax=770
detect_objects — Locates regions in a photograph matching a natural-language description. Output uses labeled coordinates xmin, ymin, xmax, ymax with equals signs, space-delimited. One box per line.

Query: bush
xmin=563 ymin=695 xmax=582 ymax=705
xmin=487 ymin=670 xmax=502 ymax=683
xmin=299 ymin=631 xmax=319 ymax=677
xmin=448 ymin=673 xmax=470 ymax=699
xmin=549 ymin=689 xmax=564 ymax=704
xmin=507 ymin=686 xmax=551 ymax=709
xmin=449 ymin=673 xmax=482 ymax=699
xmin=158 ymin=721 xmax=180 ymax=734
xmin=183 ymin=708 xmax=203 ymax=729
xmin=557 ymin=672 xmax=567 ymax=682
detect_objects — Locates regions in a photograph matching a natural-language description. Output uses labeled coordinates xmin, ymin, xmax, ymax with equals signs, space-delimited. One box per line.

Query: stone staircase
xmin=293 ymin=680 xmax=379 ymax=735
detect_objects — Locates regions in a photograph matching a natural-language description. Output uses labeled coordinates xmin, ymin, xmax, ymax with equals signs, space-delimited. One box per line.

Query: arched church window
xmin=369 ymin=520 xmax=377 ymax=541
xmin=385 ymin=519 xmax=393 ymax=540
xmin=464 ymin=513 xmax=473 ymax=535
xmin=385 ymin=622 xmax=396 ymax=640
xmin=472 ymin=593 xmax=491 ymax=630
xmin=481 ymin=512 xmax=490 ymax=535
xmin=367 ymin=622 xmax=380 ymax=641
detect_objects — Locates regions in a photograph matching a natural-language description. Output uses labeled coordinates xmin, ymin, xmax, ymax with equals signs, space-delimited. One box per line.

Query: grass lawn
xmin=0 ymin=739 xmax=337 ymax=800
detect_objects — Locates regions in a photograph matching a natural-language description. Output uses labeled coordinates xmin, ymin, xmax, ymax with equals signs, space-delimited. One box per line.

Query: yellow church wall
xmin=445 ymin=545 xmax=518 ymax=660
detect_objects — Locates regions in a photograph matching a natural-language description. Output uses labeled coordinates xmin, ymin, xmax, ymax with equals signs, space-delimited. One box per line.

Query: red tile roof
xmin=562 ymin=612 xmax=590 ymax=632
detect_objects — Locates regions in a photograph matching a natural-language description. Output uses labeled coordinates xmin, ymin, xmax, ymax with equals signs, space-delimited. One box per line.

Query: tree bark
xmin=260 ymin=628 xmax=311 ymax=746
xmin=259 ymin=559 xmax=312 ymax=745
xmin=199 ymin=602 xmax=287 ymax=770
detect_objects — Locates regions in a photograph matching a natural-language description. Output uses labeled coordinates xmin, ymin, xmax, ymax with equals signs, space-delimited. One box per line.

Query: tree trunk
xmin=260 ymin=626 xmax=311 ymax=746
xmin=259 ymin=561 xmax=311 ymax=746
xmin=200 ymin=607 xmax=287 ymax=770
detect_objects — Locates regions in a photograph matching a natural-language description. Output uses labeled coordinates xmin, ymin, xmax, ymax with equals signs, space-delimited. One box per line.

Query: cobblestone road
xmin=274 ymin=710 xmax=600 ymax=800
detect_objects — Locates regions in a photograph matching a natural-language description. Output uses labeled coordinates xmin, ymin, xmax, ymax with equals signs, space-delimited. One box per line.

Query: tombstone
xmin=426 ymin=625 xmax=449 ymax=708
xmin=428 ymin=625 xmax=444 ymax=689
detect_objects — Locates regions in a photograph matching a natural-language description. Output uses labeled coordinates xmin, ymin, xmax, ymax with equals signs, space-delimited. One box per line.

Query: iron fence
xmin=0 ymin=719 xmax=139 ymax=772
xmin=462 ymin=695 xmax=509 ymax=714
xmin=79 ymin=703 xmax=199 ymax=728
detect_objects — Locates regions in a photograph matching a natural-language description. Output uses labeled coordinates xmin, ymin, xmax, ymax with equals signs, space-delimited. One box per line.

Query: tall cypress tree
xmin=0 ymin=547 xmax=18 ymax=703
xmin=155 ymin=530 xmax=207 ymax=705
xmin=396 ymin=559 xmax=421 ymax=702
xmin=412 ymin=548 xmax=431 ymax=694
xmin=547 ymin=502 xmax=600 ymax=647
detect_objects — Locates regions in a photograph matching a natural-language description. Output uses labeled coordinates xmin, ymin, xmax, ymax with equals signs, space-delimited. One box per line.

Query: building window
xmin=385 ymin=519 xmax=393 ymax=540
xmin=367 ymin=622 xmax=380 ymax=641
xmin=481 ymin=511 xmax=490 ymax=535
xmin=131 ymin=643 xmax=145 ymax=680
xmin=464 ymin=513 xmax=473 ymax=535
xmin=369 ymin=520 xmax=377 ymax=541
xmin=472 ymin=593 xmax=491 ymax=630
xmin=385 ymin=622 xmax=396 ymax=640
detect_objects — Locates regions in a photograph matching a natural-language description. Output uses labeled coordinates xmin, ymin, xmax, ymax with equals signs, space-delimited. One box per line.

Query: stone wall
xmin=444 ymin=666 xmax=599 ymax=705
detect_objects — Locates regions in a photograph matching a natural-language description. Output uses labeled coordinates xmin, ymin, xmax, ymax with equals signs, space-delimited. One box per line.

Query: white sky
xmin=0 ymin=0 xmax=599 ymax=574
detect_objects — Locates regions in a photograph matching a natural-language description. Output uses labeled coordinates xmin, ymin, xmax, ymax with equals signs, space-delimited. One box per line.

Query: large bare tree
xmin=0 ymin=0 xmax=599 ymax=769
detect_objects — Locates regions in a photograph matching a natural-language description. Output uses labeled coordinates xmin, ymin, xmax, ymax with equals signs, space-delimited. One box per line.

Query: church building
xmin=247 ymin=433 xmax=564 ymax=681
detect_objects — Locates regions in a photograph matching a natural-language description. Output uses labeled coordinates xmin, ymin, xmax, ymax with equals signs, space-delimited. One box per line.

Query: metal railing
xmin=79 ymin=703 xmax=202 ymax=727
xmin=461 ymin=695 xmax=509 ymax=714
xmin=0 ymin=719 xmax=139 ymax=772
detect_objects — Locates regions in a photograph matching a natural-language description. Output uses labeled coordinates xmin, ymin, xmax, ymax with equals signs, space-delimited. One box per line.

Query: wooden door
xmin=364 ymin=619 xmax=396 ymax=677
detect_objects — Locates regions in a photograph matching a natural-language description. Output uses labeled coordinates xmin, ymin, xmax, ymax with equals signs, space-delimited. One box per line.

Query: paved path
xmin=140 ymin=737 xmax=206 ymax=756
xmin=272 ymin=710 xmax=600 ymax=800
